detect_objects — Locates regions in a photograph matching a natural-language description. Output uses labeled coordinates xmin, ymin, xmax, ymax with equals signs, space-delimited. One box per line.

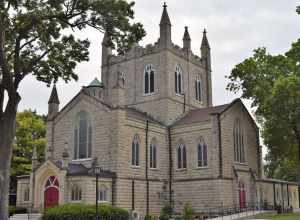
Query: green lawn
xmin=254 ymin=212 xmax=300 ymax=219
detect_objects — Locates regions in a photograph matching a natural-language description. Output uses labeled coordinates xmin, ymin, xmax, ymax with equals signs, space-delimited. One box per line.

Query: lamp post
xmin=94 ymin=164 xmax=102 ymax=220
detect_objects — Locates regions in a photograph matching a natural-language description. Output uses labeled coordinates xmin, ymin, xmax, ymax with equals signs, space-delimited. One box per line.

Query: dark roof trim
xmin=258 ymin=178 xmax=299 ymax=186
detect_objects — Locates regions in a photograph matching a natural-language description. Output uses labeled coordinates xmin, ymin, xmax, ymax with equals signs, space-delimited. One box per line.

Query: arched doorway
xmin=239 ymin=181 xmax=246 ymax=208
xmin=44 ymin=176 xmax=59 ymax=209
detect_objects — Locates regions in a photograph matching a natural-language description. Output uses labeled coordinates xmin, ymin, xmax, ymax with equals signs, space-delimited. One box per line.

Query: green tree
xmin=227 ymin=7 xmax=300 ymax=181
xmin=0 ymin=1 xmax=145 ymax=219
xmin=10 ymin=110 xmax=46 ymax=193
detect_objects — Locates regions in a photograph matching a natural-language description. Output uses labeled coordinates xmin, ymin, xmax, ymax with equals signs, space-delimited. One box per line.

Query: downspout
xmin=217 ymin=113 xmax=223 ymax=177
xmin=287 ymin=184 xmax=289 ymax=207
xmin=273 ymin=183 xmax=276 ymax=208
xmin=145 ymin=120 xmax=149 ymax=216
xmin=281 ymin=183 xmax=284 ymax=210
xmin=168 ymin=127 xmax=173 ymax=209
xmin=132 ymin=180 xmax=135 ymax=210
xmin=183 ymin=93 xmax=186 ymax=113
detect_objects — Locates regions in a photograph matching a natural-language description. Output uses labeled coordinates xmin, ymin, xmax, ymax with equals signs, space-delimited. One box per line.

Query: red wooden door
xmin=239 ymin=182 xmax=246 ymax=208
xmin=44 ymin=176 xmax=59 ymax=209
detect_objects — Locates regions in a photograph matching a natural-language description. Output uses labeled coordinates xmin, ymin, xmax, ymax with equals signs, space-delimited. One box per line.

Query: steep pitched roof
xmin=48 ymin=85 xmax=60 ymax=104
xmin=201 ymin=29 xmax=210 ymax=49
xmin=174 ymin=104 xmax=229 ymax=126
xmin=160 ymin=3 xmax=171 ymax=26
xmin=183 ymin=26 xmax=191 ymax=41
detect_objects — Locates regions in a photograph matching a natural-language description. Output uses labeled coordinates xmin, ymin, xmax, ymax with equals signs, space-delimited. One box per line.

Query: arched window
xmin=24 ymin=187 xmax=30 ymax=201
xmin=71 ymin=184 xmax=82 ymax=201
xmin=177 ymin=143 xmax=187 ymax=169
xmin=150 ymin=138 xmax=157 ymax=168
xmin=144 ymin=64 xmax=155 ymax=94
xmin=74 ymin=111 xmax=92 ymax=159
xmin=175 ymin=65 xmax=183 ymax=95
xmin=233 ymin=119 xmax=245 ymax=163
xmin=99 ymin=185 xmax=108 ymax=202
xmin=195 ymin=78 xmax=203 ymax=102
xmin=132 ymin=135 xmax=140 ymax=166
xmin=197 ymin=138 xmax=208 ymax=167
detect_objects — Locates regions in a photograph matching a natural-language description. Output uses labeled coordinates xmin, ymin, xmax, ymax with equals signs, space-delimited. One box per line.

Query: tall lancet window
xmin=195 ymin=77 xmax=203 ymax=102
xmin=197 ymin=137 xmax=208 ymax=167
xmin=177 ymin=143 xmax=187 ymax=169
xmin=150 ymin=138 xmax=157 ymax=168
xmin=131 ymin=135 xmax=140 ymax=166
xmin=233 ymin=119 xmax=245 ymax=163
xmin=74 ymin=111 xmax=92 ymax=159
xmin=175 ymin=65 xmax=183 ymax=94
xmin=144 ymin=64 xmax=155 ymax=94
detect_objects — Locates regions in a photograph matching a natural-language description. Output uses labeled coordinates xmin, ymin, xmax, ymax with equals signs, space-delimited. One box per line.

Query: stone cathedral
xmin=16 ymin=3 xmax=299 ymax=218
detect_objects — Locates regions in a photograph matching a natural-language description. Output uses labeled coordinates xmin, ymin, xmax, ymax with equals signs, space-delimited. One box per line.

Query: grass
xmin=254 ymin=212 xmax=300 ymax=219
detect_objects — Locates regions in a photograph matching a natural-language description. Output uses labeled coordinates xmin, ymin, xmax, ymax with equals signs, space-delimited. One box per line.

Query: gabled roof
xmin=173 ymin=103 xmax=229 ymax=126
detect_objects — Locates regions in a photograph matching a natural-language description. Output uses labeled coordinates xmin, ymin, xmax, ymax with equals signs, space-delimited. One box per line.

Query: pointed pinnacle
xmin=160 ymin=2 xmax=171 ymax=25
xmin=48 ymin=84 xmax=60 ymax=104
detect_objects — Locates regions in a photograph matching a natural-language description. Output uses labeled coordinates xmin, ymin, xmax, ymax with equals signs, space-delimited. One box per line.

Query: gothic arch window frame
xmin=177 ymin=142 xmax=187 ymax=170
xmin=74 ymin=111 xmax=92 ymax=160
xmin=150 ymin=138 xmax=158 ymax=169
xmin=24 ymin=187 xmax=30 ymax=201
xmin=144 ymin=64 xmax=155 ymax=95
xmin=197 ymin=137 xmax=208 ymax=168
xmin=71 ymin=184 xmax=82 ymax=201
xmin=195 ymin=76 xmax=203 ymax=102
xmin=175 ymin=65 xmax=183 ymax=95
xmin=98 ymin=184 xmax=109 ymax=202
xmin=233 ymin=118 xmax=245 ymax=164
xmin=131 ymin=134 xmax=140 ymax=167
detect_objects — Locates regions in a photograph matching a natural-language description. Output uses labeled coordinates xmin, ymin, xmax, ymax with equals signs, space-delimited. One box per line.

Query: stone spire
xmin=201 ymin=29 xmax=211 ymax=70
xmin=183 ymin=26 xmax=191 ymax=51
xmin=48 ymin=85 xmax=59 ymax=119
xmin=159 ymin=2 xmax=172 ymax=48
xmin=102 ymin=31 xmax=112 ymax=66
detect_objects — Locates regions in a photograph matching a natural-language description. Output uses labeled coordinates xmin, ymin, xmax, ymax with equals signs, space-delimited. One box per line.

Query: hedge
xmin=43 ymin=203 xmax=129 ymax=220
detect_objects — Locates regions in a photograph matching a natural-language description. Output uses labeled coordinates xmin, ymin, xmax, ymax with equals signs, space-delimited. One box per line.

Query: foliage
xmin=145 ymin=215 xmax=157 ymax=220
xmin=43 ymin=203 xmax=129 ymax=220
xmin=182 ymin=203 xmax=195 ymax=220
xmin=9 ymin=206 xmax=27 ymax=217
xmin=159 ymin=203 xmax=173 ymax=220
xmin=10 ymin=110 xmax=46 ymax=192
xmin=227 ymin=6 xmax=300 ymax=181
xmin=0 ymin=1 xmax=145 ymax=218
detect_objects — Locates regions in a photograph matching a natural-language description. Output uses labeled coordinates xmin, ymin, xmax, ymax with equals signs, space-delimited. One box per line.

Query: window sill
xmin=196 ymin=166 xmax=209 ymax=170
xmin=143 ymin=92 xmax=155 ymax=96
xmin=195 ymin=99 xmax=204 ymax=104
xmin=72 ymin=158 xmax=93 ymax=162
xmin=98 ymin=200 xmax=109 ymax=203
xmin=176 ymin=168 xmax=187 ymax=172
xmin=70 ymin=200 xmax=82 ymax=203
xmin=175 ymin=93 xmax=184 ymax=97
xmin=149 ymin=167 xmax=159 ymax=171
xmin=234 ymin=162 xmax=248 ymax=166
xmin=131 ymin=165 xmax=141 ymax=169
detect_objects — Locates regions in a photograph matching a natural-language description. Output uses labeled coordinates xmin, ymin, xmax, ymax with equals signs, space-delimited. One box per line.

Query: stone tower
xmin=101 ymin=3 xmax=212 ymax=125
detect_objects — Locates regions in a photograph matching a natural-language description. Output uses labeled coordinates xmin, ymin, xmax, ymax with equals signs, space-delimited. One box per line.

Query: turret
xmin=183 ymin=26 xmax=191 ymax=51
xmin=201 ymin=29 xmax=211 ymax=70
xmin=102 ymin=32 xmax=112 ymax=66
xmin=159 ymin=2 xmax=172 ymax=48
xmin=48 ymin=85 xmax=60 ymax=119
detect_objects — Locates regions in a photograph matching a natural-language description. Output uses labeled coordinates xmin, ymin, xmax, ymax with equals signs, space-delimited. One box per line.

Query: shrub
xmin=183 ymin=203 xmax=195 ymax=220
xmin=145 ymin=215 xmax=157 ymax=220
xmin=43 ymin=203 xmax=129 ymax=220
xmin=159 ymin=204 xmax=173 ymax=220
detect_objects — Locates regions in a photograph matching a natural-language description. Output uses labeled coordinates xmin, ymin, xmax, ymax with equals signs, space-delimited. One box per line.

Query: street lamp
xmin=93 ymin=163 xmax=102 ymax=220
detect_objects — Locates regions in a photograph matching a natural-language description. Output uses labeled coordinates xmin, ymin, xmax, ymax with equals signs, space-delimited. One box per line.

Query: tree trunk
xmin=0 ymin=112 xmax=17 ymax=220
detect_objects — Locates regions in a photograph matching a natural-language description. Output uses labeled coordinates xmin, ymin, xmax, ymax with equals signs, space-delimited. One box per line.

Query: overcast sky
xmin=18 ymin=0 xmax=300 ymax=115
